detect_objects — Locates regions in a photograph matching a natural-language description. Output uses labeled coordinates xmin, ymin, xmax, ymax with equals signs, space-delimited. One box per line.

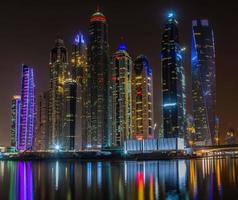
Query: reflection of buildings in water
xmin=123 ymin=161 xmax=187 ymax=199
xmin=189 ymin=160 xmax=198 ymax=199
xmin=16 ymin=162 xmax=33 ymax=200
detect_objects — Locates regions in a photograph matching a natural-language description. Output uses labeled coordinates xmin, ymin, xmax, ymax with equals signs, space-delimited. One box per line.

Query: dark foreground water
xmin=0 ymin=157 xmax=238 ymax=200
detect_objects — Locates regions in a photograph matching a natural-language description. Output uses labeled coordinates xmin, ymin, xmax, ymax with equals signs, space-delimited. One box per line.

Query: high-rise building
xmin=63 ymin=79 xmax=77 ymax=150
xmin=34 ymin=91 xmax=49 ymax=151
xmin=191 ymin=19 xmax=216 ymax=146
xmin=10 ymin=95 xmax=21 ymax=148
xmin=88 ymin=9 xmax=111 ymax=149
xmin=18 ymin=65 xmax=35 ymax=151
xmin=48 ymin=39 xmax=68 ymax=149
xmin=111 ymin=42 xmax=132 ymax=147
xmin=71 ymin=33 xmax=90 ymax=150
xmin=132 ymin=55 xmax=154 ymax=140
xmin=161 ymin=13 xmax=186 ymax=138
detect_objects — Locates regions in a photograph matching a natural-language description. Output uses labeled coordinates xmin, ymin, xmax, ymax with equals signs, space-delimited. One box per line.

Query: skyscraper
xmin=63 ymin=79 xmax=77 ymax=150
xmin=18 ymin=65 xmax=35 ymax=151
xmin=48 ymin=39 xmax=68 ymax=149
xmin=132 ymin=55 xmax=154 ymax=140
xmin=34 ymin=91 xmax=49 ymax=151
xmin=112 ymin=42 xmax=132 ymax=147
xmin=191 ymin=19 xmax=216 ymax=146
xmin=88 ymin=9 xmax=111 ymax=149
xmin=161 ymin=13 xmax=186 ymax=138
xmin=10 ymin=95 xmax=21 ymax=148
xmin=71 ymin=33 xmax=90 ymax=150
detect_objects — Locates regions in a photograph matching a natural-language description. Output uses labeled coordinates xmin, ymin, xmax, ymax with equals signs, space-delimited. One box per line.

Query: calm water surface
xmin=0 ymin=157 xmax=238 ymax=200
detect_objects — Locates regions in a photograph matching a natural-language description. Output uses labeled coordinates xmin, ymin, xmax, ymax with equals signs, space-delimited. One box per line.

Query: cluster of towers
xmin=10 ymin=9 xmax=217 ymax=151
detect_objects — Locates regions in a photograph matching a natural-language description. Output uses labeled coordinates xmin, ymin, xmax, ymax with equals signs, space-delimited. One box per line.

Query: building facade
xmin=111 ymin=42 xmax=132 ymax=147
xmin=161 ymin=13 xmax=186 ymax=138
xmin=191 ymin=19 xmax=216 ymax=146
xmin=71 ymin=33 xmax=90 ymax=150
xmin=34 ymin=91 xmax=49 ymax=151
xmin=48 ymin=39 xmax=68 ymax=149
xmin=63 ymin=79 xmax=77 ymax=150
xmin=10 ymin=95 xmax=21 ymax=148
xmin=18 ymin=65 xmax=35 ymax=151
xmin=88 ymin=9 xmax=111 ymax=149
xmin=132 ymin=55 xmax=154 ymax=140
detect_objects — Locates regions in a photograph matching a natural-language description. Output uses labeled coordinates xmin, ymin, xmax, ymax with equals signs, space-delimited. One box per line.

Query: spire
xmin=96 ymin=4 xmax=100 ymax=12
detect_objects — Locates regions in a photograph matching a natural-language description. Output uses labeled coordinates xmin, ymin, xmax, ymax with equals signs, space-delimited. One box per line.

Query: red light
xmin=112 ymin=76 xmax=117 ymax=81
xmin=90 ymin=16 xmax=106 ymax=22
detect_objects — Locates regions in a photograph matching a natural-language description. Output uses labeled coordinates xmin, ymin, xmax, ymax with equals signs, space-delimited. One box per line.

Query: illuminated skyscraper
xmin=71 ymin=33 xmax=90 ymax=150
xmin=10 ymin=95 xmax=21 ymax=148
xmin=18 ymin=65 xmax=35 ymax=151
xmin=191 ymin=19 xmax=216 ymax=146
xmin=48 ymin=39 xmax=68 ymax=149
xmin=88 ymin=9 xmax=111 ymax=149
xmin=112 ymin=42 xmax=132 ymax=146
xmin=132 ymin=55 xmax=154 ymax=140
xmin=63 ymin=79 xmax=77 ymax=150
xmin=34 ymin=91 xmax=49 ymax=151
xmin=161 ymin=13 xmax=186 ymax=138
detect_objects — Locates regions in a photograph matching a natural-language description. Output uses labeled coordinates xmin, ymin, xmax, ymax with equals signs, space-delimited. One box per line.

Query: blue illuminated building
xmin=18 ymin=65 xmax=35 ymax=151
xmin=161 ymin=13 xmax=186 ymax=138
xmin=191 ymin=19 xmax=216 ymax=146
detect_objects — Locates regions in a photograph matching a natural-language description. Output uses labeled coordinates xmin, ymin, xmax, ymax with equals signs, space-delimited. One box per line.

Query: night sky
xmin=0 ymin=0 xmax=237 ymax=146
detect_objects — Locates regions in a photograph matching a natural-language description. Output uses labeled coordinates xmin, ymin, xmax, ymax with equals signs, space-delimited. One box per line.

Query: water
xmin=0 ymin=157 xmax=238 ymax=200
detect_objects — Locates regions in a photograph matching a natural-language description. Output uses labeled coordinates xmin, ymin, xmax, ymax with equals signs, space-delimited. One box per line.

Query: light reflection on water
xmin=0 ymin=158 xmax=238 ymax=200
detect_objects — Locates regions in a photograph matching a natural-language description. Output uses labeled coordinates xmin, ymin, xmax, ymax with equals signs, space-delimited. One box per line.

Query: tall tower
xmin=112 ymin=42 xmax=132 ymax=147
xmin=18 ymin=65 xmax=35 ymax=151
xmin=63 ymin=79 xmax=77 ymax=150
xmin=10 ymin=95 xmax=21 ymax=148
xmin=191 ymin=19 xmax=216 ymax=146
xmin=161 ymin=13 xmax=186 ymax=138
xmin=48 ymin=39 xmax=68 ymax=149
xmin=88 ymin=8 xmax=111 ymax=149
xmin=132 ymin=55 xmax=154 ymax=140
xmin=71 ymin=33 xmax=90 ymax=150
xmin=34 ymin=91 xmax=49 ymax=151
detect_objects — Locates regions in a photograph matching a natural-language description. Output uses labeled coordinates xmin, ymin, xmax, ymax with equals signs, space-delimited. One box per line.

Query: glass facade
xmin=132 ymin=55 xmax=154 ymax=140
xmin=64 ymin=79 xmax=77 ymax=150
xmin=161 ymin=14 xmax=186 ymax=138
xmin=71 ymin=33 xmax=90 ymax=150
xmin=48 ymin=39 xmax=68 ymax=149
xmin=112 ymin=42 xmax=132 ymax=147
xmin=191 ymin=19 xmax=216 ymax=146
xmin=88 ymin=10 xmax=111 ymax=149
xmin=18 ymin=65 xmax=35 ymax=151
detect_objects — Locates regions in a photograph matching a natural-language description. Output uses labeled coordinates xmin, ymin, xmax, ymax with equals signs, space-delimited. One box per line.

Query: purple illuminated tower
xmin=18 ymin=65 xmax=36 ymax=151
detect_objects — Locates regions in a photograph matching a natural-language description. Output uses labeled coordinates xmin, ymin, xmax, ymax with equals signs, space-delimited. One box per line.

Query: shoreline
xmin=0 ymin=151 xmax=232 ymax=161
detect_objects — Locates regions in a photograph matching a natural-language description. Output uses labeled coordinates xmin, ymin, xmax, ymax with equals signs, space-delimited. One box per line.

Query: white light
xmin=55 ymin=145 xmax=60 ymax=151
xmin=181 ymin=47 xmax=186 ymax=52
xmin=163 ymin=103 xmax=177 ymax=107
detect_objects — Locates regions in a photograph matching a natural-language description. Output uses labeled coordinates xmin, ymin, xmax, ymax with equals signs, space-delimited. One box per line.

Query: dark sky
xmin=0 ymin=0 xmax=237 ymax=146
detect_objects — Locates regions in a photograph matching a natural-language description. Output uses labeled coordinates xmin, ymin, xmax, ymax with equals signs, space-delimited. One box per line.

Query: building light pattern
xmin=11 ymin=96 xmax=21 ymax=148
xmin=112 ymin=42 xmax=132 ymax=146
xmin=72 ymin=32 xmax=90 ymax=150
xmin=132 ymin=55 xmax=154 ymax=140
xmin=161 ymin=13 xmax=186 ymax=138
xmin=48 ymin=39 xmax=68 ymax=149
xmin=18 ymin=65 xmax=35 ymax=151
xmin=191 ymin=19 xmax=216 ymax=146
xmin=63 ymin=79 xmax=77 ymax=150
xmin=88 ymin=9 xmax=111 ymax=148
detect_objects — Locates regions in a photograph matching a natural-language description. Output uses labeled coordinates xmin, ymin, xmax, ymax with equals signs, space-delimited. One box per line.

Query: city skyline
xmin=0 ymin=1 xmax=237 ymax=146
